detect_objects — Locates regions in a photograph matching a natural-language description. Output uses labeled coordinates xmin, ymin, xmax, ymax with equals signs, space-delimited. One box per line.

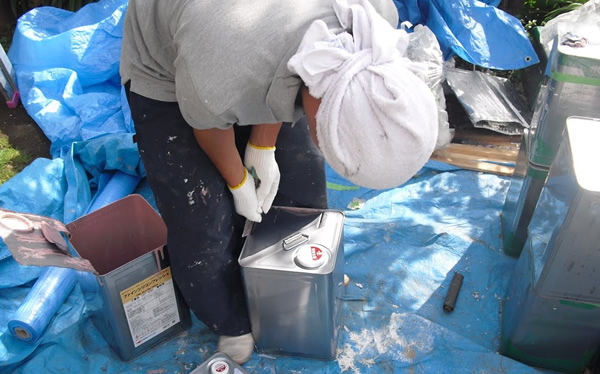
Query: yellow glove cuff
xmin=228 ymin=168 xmax=248 ymax=190
xmin=248 ymin=142 xmax=276 ymax=151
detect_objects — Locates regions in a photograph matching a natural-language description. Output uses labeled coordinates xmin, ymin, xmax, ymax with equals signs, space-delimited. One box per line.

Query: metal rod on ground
xmin=443 ymin=272 xmax=464 ymax=313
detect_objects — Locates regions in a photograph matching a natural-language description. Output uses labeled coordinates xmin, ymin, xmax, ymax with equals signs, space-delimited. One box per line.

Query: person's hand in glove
xmin=228 ymin=168 xmax=262 ymax=222
xmin=244 ymin=143 xmax=280 ymax=214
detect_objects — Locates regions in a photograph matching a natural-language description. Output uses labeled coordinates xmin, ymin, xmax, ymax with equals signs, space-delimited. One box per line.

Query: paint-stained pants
xmin=125 ymin=86 xmax=328 ymax=336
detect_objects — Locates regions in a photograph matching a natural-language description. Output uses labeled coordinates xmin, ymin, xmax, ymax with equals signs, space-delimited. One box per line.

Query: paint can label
xmin=120 ymin=267 xmax=180 ymax=347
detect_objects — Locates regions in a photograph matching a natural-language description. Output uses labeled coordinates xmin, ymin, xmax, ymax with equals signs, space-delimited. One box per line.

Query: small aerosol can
xmin=188 ymin=352 xmax=249 ymax=374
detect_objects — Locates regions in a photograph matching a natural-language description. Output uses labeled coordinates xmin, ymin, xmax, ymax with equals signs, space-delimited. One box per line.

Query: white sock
xmin=217 ymin=333 xmax=254 ymax=364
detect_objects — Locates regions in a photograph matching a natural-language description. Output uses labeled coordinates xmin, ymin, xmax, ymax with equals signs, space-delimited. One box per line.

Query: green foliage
xmin=9 ymin=0 xmax=98 ymax=19
xmin=0 ymin=136 xmax=32 ymax=185
xmin=0 ymin=35 xmax=11 ymax=51
xmin=519 ymin=0 xmax=588 ymax=33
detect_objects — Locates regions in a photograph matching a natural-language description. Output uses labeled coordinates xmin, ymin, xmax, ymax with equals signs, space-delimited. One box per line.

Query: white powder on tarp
xmin=338 ymin=313 xmax=435 ymax=373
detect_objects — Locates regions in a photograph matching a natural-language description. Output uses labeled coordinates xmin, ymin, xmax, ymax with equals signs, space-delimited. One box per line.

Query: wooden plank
xmin=431 ymin=143 xmax=517 ymax=176
xmin=440 ymin=143 xmax=518 ymax=163
xmin=430 ymin=153 xmax=515 ymax=176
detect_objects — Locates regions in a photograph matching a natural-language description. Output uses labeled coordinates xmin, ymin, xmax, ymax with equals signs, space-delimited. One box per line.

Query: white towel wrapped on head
xmin=288 ymin=0 xmax=438 ymax=190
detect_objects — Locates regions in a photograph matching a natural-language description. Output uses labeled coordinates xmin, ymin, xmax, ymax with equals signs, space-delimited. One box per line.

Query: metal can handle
xmin=282 ymin=232 xmax=309 ymax=251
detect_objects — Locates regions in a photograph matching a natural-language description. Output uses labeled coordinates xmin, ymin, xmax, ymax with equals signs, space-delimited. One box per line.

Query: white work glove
xmin=228 ymin=169 xmax=262 ymax=222
xmin=244 ymin=143 xmax=280 ymax=214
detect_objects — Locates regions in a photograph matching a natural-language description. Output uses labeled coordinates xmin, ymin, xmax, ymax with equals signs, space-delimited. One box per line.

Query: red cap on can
xmin=294 ymin=244 xmax=329 ymax=269
xmin=210 ymin=360 xmax=230 ymax=374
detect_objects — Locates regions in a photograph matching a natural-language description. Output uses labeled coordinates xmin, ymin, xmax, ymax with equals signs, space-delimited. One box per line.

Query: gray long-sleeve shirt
xmin=120 ymin=0 xmax=398 ymax=129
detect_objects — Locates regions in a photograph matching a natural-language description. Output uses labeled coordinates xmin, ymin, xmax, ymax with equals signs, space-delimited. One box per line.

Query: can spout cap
xmin=211 ymin=360 xmax=230 ymax=374
xmin=294 ymin=244 xmax=330 ymax=269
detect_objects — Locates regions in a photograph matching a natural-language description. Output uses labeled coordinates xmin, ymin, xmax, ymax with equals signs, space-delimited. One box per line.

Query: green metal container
xmin=501 ymin=239 xmax=600 ymax=374
xmin=501 ymin=131 xmax=549 ymax=258
xmin=501 ymin=117 xmax=600 ymax=373
xmin=529 ymin=32 xmax=600 ymax=168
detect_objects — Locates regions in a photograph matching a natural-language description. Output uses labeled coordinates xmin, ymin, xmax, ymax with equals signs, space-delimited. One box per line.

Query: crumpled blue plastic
xmin=8 ymin=0 xmax=131 ymax=158
xmin=393 ymin=0 xmax=539 ymax=70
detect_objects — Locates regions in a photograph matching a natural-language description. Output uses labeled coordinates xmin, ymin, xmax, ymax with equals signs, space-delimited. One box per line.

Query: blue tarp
xmin=1 ymin=1 xmax=548 ymax=373
xmin=393 ymin=0 xmax=539 ymax=69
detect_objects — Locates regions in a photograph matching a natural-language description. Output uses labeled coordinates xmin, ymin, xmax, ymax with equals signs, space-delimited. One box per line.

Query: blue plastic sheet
xmin=1 ymin=162 xmax=551 ymax=373
xmin=8 ymin=0 xmax=131 ymax=158
xmin=0 ymin=1 xmax=552 ymax=373
xmin=393 ymin=0 xmax=539 ymax=70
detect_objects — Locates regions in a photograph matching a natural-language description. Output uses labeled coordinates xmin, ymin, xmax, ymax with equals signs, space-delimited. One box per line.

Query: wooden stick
xmin=431 ymin=143 xmax=517 ymax=176
xmin=439 ymin=143 xmax=518 ymax=163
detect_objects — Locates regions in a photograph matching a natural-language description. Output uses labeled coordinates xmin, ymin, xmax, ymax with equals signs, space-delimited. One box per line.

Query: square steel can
xmin=528 ymin=34 xmax=600 ymax=168
xmin=501 ymin=130 xmax=550 ymax=258
xmin=501 ymin=116 xmax=600 ymax=373
xmin=239 ymin=206 xmax=345 ymax=360
xmin=69 ymin=194 xmax=192 ymax=361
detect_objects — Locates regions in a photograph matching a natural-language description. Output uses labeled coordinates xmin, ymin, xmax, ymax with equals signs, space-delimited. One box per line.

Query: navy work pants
xmin=125 ymin=86 xmax=328 ymax=336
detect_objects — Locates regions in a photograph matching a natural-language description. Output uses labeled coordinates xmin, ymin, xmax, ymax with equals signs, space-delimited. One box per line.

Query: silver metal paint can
xmin=239 ymin=206 xmax=345 ymax=360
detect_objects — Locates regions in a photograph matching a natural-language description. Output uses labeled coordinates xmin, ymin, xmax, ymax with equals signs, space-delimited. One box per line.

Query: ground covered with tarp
xmin=1 ymin=0 xmax=547 ymax=373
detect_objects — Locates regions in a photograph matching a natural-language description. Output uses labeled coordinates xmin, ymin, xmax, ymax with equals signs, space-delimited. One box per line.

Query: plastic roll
xmin=8 ymin=266 xmax=77 ymax=343
xmin=86 ymin=171 xmax=141 ymax=214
